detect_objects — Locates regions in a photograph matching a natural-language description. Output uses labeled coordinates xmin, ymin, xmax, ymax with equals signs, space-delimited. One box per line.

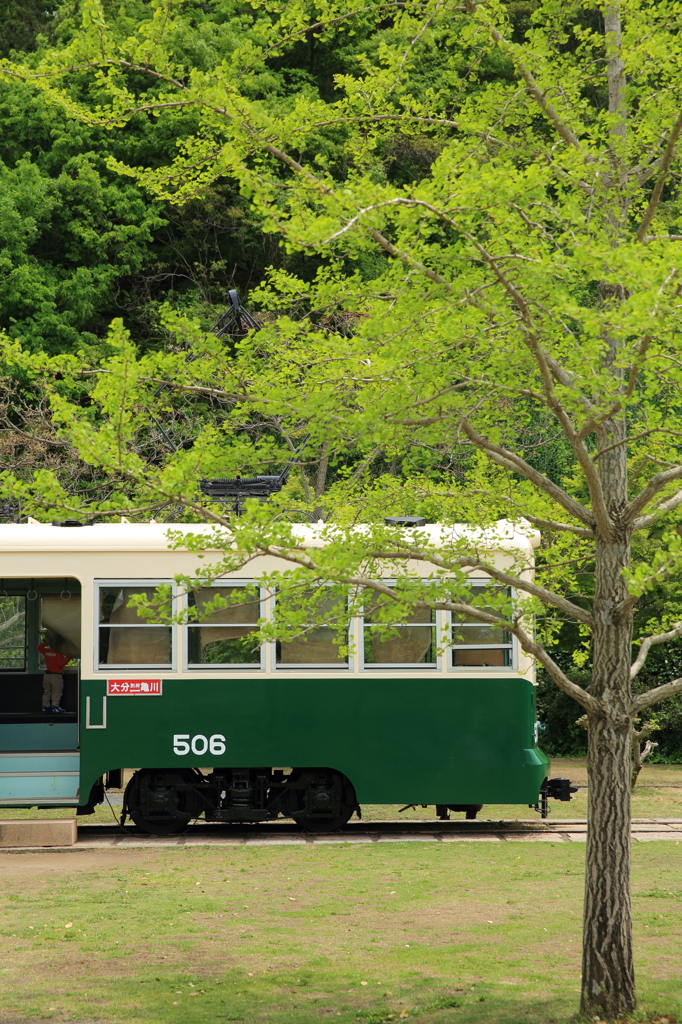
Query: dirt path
xmin=0 ymin=848 xmax=165 ymax=878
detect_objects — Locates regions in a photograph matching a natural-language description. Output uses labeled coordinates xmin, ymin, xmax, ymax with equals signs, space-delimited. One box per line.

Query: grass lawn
xmin=0 ymin=839 xmax=680 ymax=1024
xmin=2 ymin=758 xmax=682 ymax=823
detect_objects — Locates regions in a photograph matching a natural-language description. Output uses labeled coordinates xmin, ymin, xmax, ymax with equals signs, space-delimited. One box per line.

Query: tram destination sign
xmin=107 ymin=679 xmax=163 ymax=696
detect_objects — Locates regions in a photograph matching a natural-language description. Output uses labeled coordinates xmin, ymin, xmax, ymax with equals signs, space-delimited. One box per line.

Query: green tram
xmin=0 ymin=520 xmax=569 ymax=833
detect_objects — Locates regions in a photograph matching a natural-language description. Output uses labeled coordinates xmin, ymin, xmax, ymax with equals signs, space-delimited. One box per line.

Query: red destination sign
xmin=107 ymin=679 xmax=162 ymax=696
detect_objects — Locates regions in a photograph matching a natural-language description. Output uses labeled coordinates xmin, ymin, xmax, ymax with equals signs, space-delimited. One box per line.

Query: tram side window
xmin=451 ymin=585 xmax=514 ymax=668
xmin=276 ymin=589 xmax=348 ymax=668
xmin=363 ymin=590 xmax=436 ymax=667
xmin=187 ymin=586 xmax=262 ymax=668
xmin=98 ymin=584 xmax=172 ymax=668
xmin=0 ymin=596 xmax=27 ymax=670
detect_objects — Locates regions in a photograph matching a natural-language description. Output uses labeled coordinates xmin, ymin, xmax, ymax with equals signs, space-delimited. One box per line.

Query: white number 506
xmin=173 ymin=733 xmax=226 ymax=756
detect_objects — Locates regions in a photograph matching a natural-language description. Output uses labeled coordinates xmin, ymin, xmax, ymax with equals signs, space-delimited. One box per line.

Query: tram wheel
xmin=124 ymin=768 xmax=204 ymax=835
xmin=288 ymin=768 xmax=356 ymax=832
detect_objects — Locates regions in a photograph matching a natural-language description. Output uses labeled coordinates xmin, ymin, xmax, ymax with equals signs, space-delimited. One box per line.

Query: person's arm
xmin=37 ymin=641 xmax=49 ymax=655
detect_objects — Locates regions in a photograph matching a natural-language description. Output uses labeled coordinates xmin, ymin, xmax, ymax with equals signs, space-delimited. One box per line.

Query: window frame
xmin=272 ymin=586 xmax=351 ymax=671
xmin=448 ymin=581 xmax=516 ymax=672
xmin=360 ymin=582 xmax=438 ymax=671
xmin=95 ymin=579 xmax=176 ymax=672
xmin=183 ymin=581 xmax=265 ymax=672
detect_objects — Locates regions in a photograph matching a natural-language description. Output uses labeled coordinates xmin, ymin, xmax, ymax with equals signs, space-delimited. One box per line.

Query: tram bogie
xmin=122 ymin=765 xmax=358 ymax=833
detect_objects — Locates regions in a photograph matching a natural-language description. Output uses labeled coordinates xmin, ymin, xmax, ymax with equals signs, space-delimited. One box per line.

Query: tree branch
xmin=307 ymin=114 xmax=510 ymax=147
xmin=632 ymin=676 xmax=682 ymax=713
xmin=461 ymin=562 xmax=593 ymax=624
xmin=78 ymin=369 xmax=248 ymax=402
xmin=462 ymin=235 xmax=612 ymax=536
xmin=636 ymin=109 xmax=682 ymax=242
xmin=259 ymin=143 xmax=455 ymax=290
xmin=466 ymin=492 xmax=594 ymax=537
xmin=494 ymin=511 xmax=594 ymax=539
xmin=592 ymin=426 xmax=682 ymax=462
xmin=509 ymin=622 xmax=599 ymax=711
xmin=459 ymin=418 xmax=595 ymax=526
xmin=349 ymin=446 xmax=383 ymax=481
xmin=625 ymin=464 xmax=682 ymax=522
xmin=310 ymin=197 xmax=463 ymax=245
xmin=630 ymin=622 xmax=682 ymax=678
xmin=633 ymin=483 xmax=682 ymax=530
xmin=368 ymin=227 xmax=453 ymax=290
xmin=464 ymin=0 xmax=584 ymax=152
xmin=254 ymin=532 xmax=593 ymax=625
xmin=376 ymin=547 xmax=595 ymax=625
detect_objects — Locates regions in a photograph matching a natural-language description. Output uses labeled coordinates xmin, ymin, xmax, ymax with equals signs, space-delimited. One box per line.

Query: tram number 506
xmin=173 ymin=734 xmax=226 ymax=756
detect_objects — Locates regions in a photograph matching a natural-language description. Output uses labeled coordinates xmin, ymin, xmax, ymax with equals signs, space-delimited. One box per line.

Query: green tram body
xmin=0 ymin=521 xmax=552 ymax=832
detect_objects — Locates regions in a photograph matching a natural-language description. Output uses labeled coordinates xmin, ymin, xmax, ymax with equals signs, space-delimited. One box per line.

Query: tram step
xmin=0 ymin=750 xmax=80 ymax=804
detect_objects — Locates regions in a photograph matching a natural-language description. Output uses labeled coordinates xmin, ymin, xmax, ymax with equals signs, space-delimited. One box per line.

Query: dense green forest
xmin=0 ymin=0 xmax=485 ymax=353
xmin=0 ymin=1 xmax=308 ymax=354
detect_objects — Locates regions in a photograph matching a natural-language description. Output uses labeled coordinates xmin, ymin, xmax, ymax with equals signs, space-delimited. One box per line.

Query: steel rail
xmin=62 ymin=818 xmax=682 ymax=848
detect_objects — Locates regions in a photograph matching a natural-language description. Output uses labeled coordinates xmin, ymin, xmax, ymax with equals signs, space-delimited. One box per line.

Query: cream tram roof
xmin=0 ymin=519 xmax=540 ymax=557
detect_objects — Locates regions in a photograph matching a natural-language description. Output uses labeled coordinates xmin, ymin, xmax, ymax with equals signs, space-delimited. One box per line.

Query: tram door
xmin=0 ymin=579 xmax=81 ymax=808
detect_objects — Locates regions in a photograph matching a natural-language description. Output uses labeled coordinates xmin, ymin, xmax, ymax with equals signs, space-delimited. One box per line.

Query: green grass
xmin=3 ymin=758 xmax=682 ymax=822
xmin=361 ymin=758 xmax=682 ymax=822
xmin=0 ymin=840 xmax=680 ymax=1023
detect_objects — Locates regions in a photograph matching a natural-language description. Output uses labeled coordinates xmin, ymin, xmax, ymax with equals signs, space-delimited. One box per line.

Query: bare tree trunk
xmin=582 ymin=666 xmax=635 ymax=1016
xmin=581 ymin=401 xmax=636 ymax=1017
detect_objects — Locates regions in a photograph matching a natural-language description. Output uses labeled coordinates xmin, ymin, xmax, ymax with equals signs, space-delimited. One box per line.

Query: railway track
xmin=49 ymin=818 xmax=682 ymax=848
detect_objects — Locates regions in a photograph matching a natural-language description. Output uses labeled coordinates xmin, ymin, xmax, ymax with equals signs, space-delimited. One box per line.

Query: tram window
xmin=451 ymin=585 xmax=514 ymax=668
xmin=0 ymin=596 xmax=27 ymax=670
xmin=98 ymin=585 xmax=172 ymax=668
xmin=187 ymin=586 xmax=262 ymax=668
xmin=276 ymin=589 xmax=348 ymax=668
xmin=362 ymin=592 xmax=436 ymax=667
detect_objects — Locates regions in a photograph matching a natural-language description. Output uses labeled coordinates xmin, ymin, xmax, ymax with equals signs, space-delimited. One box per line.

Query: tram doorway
xmin=0 ymin=579 xmax=82 ymax=805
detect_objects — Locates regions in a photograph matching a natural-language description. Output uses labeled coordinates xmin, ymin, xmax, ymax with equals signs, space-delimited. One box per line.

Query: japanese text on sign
xmin=107 ymin=679 xmax=162 ymax=696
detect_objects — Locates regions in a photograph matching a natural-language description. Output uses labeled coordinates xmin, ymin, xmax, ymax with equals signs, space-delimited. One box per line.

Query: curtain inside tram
xmin=100 ymin=587 xmax=170 ymax=666
xmin=277 ymin=590 xmax=347 ymax=666
xmin=41 ymin=594 xmax=81 ymax=658
xmin=363 ymin=599 xmax=435 ymax=666
xmin=188 ymin=587 xmax=260 ymax=665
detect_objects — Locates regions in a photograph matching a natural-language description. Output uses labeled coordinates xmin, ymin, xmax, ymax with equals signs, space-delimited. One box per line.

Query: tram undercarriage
xmin=122 ymin=766 xmax=363 ymax=834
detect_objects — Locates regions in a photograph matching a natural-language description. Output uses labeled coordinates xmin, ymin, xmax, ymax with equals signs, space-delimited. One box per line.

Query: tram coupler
xmin=532 ymin=777 xmax=578 ymax=818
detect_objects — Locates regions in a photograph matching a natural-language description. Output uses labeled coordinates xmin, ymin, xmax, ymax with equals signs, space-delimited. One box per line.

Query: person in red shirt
xmin=37 ymin=632 xmax=72 ymax=713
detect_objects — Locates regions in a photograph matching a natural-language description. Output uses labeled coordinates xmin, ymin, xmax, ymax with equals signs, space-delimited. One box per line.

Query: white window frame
xmin=448 ymin=581 xmax=516 ymax=672
xmin=183 ymin=581 xmax=265 ymax=672
xmin=272 ymin=587 xmax=351 ymax=671
xmin=95 ymin=579 xmax=176 ymax=672
xmin=360 ymin=582 xmax=438 ymax=671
